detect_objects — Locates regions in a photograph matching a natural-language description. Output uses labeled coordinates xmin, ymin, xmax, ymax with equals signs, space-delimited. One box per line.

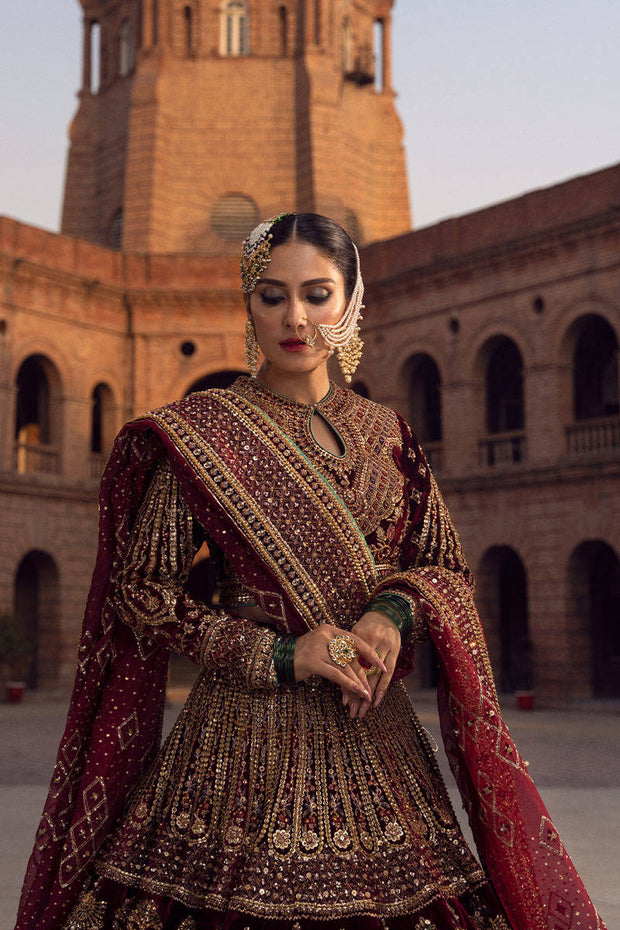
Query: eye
xmin=306 ymin=287 xmax=331 ymax=305
xmin=258 ymin=289 xmax=285 ymax=306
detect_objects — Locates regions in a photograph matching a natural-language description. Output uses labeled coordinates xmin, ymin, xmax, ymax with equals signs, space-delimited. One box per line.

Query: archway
xmin=572 ymin=315 xmax=619 ymax=421
xmin=477 ymin=336 xmax=525 ymax=466
xmin=402 ymin=353 xmax=442 ymax=469
xmin=568 ymin=541 xmax=620 ymax=698
xmin=477 ymin=546 xmax=531 ymax=693
xmin=14 ymin=551 xmax=61 ymax=690
xmin=186 ymin=370 xmax=245 ymax=394
xmin=15 ymin=354 xmax=62 ymax=474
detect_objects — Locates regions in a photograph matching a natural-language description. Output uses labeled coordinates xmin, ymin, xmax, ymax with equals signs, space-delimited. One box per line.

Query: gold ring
xmin=296 ymin=320 xmax=318 ymax=347
xmin=364 ymin=665 xmax=378 ymax=677
xmin=327 ymin=634 xmax=357 ymax=668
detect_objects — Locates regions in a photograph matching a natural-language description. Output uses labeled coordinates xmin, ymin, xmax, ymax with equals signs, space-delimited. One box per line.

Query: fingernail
xmin=374 ymin=691 xmax=384 ymax=708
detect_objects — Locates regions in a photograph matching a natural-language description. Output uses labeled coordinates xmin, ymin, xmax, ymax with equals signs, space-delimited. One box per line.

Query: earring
xmin=245 ymin=319 xmax=259 ymax=377
xmin=335 ymin=326 xmax=364 ymax=383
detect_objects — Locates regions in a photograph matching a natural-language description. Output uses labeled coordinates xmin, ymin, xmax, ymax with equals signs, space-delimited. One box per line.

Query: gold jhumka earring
xmin=245 ymin=319 xmax=260 ymax=378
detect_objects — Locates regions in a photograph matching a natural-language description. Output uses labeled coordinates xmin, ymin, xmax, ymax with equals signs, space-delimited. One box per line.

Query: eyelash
xmin=258 ymin=292 xmax=331 ymax=306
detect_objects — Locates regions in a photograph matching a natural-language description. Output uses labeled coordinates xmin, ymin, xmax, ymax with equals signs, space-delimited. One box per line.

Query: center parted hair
xmin=267 ymin=214 xmax=358 ymax=302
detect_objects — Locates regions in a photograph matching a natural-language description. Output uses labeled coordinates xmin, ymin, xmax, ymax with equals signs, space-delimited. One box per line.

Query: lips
xmin=280 ymin=339 xmax=307 ymax=349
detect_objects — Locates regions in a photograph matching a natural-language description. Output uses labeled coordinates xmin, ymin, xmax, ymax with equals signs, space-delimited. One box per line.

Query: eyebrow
xmin=257 ymin=277 xmax=336 ymax=287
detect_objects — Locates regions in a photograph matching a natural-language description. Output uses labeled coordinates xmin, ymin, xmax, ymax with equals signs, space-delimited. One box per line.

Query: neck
xmin=256 ymin=364 xmax=331 ymax=405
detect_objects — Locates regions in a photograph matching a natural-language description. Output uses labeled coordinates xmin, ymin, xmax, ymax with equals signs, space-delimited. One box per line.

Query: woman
xmin=15 ymin=213 xmax=605 ymax=930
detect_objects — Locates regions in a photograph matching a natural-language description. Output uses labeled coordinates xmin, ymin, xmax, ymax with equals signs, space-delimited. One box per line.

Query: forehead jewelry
xmin=240 ymin=212 xmax=293 ymax=294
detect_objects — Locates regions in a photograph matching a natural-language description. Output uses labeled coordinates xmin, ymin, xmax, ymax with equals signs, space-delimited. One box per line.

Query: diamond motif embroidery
xmin=118 ymin=710 xmax=140 ymax=750
xmin=539 ymin=815 xmax=564 ymax=856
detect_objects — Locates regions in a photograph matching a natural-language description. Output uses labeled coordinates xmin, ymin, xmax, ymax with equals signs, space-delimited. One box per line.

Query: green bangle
xmin=273 ymin=634 xmax=297 ymax=686
xmin=366 ymin=594 xmax=414 ymax=641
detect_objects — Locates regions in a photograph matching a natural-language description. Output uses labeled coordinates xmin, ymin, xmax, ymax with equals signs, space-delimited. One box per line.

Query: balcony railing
xmin=15 ymin=442 xmax=60 ymax=475
xmin=566 ymin=416 xmax=620 ymax=456
xmin=479 ymin=431 xmax=526 ymax=467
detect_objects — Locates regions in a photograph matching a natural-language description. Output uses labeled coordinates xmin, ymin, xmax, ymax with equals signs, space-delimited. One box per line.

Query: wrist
xmin=273 ymin=634 xmax=297 ymax=686
xmin=364 ymin=593 xmax=414 ymax=641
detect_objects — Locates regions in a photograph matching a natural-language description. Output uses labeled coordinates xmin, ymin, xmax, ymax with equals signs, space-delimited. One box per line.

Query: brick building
xmin=0 ymin=0 xmax=618 ymax=703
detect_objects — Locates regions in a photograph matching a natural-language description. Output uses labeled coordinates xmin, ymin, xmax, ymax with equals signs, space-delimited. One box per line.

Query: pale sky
xmin=1 ymin=0 xmax=619 ymax=234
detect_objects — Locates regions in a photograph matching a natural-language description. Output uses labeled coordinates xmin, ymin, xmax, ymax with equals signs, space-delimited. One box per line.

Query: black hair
xmin=268 ymin=213 xmax=358 ymax=301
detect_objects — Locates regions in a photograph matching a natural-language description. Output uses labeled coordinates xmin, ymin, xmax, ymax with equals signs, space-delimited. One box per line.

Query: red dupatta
xmin=15 ymin=388 xmax=605 ymax=930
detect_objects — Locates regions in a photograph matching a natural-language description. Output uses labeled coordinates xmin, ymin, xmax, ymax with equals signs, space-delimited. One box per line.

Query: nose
xmin=283 ymin=293 xmax=307 ymax=330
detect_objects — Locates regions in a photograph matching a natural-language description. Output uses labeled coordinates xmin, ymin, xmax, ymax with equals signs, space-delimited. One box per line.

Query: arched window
xmin=13 ymin=551 xmax=61 ymax=690
xmin=342 ymin=17 xmax=353 ymax=72
xmin=486 ymin=337 xmax=524 ymax=433
xmin=403 ymin=353 xmax=442 ymax=470
xmin=573 ymin=315 xmax=619 ymax=420
xmin=373 ymin=19 xmax=384 ymax=92
xmin=90 ymin=21 xmax=101 ymax=93
xmin=186 ymin=370 xmax=245 ymax=394
xmin=221 ymin=0 xmax=250 ymax=57
xmin=568 ymin=541 xmax=620 ymax=698
xmin=119 ymin=18 xmax=135 ymax=76
xmin=279 ymin=5 xmax=288 ymax=57
xmin=15 ymin=355 xmax=61 ymax=474
xmin=109 ymin=208 xmax=123 ymax=250
xmin=184 ymin=5 xmax=194 ymax=57
xmin=479 ymin=336 xmax=525 ymax=466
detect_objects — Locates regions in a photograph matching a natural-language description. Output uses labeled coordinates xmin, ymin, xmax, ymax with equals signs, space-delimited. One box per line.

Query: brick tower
xmin=61 ymin=0 xmax=411 ymax=253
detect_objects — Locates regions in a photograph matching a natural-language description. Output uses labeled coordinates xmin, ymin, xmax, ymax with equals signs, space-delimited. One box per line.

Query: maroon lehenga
xmin=15 ymin=378 xmax=605 ymax=930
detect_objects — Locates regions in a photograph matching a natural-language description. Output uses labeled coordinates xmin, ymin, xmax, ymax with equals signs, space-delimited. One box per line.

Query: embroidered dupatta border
xmin=139 ymin=389 xmax=378 ymax=633
xmin=388 ymin=566 xmax=606 ymax=930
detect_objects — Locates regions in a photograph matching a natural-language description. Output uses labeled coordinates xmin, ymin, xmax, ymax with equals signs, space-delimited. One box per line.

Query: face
xmin=248 ymin=240 xmax=346 ymax=376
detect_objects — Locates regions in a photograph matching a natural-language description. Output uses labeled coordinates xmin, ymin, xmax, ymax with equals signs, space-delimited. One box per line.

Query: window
xmin=279 ymin=6 xmax=288 ymax=57
xmin=90 ymin=22 xmax=101 ymax=93
xmin=221 ymin=1 xmax=249 ymax=56
xmin=120 ymin=19 xmax=134 ymax=76
xmin=342 ymin=17 xmax=353 ymax=72
xmin=184 ymin=5 xmax=194 ymax=57
xmin=573 ymin=315 xmax=619 ymax=420
xmin=109 ymin=209 xmax=123 ymax=250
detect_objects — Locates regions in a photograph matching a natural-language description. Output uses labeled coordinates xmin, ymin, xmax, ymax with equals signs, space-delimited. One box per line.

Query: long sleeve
xmin=111 ymin=458 xmax=278 ymax=691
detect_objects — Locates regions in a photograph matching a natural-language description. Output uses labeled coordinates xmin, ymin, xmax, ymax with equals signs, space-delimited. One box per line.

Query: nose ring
xmin=296 ymin=320 xmax=318 ymax=347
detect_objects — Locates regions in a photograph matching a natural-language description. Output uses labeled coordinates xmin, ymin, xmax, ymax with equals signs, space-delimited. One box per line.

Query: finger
xmin=322 ymin=663 xmax=370 ymax=699
xmin=374 ymin=653 xmax=398 ymax=707
xmin=350 ymin=635 xmax=388 ymax=674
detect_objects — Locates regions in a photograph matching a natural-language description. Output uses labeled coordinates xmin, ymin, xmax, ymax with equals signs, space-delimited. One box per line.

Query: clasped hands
xmin=293 ymin=611 xmax=401 ymax=720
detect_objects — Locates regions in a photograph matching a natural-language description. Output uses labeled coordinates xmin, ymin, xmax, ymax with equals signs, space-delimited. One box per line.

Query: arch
xmin=568 ymin=540 xmax=620 ymax=698
xmin=477 ymin=546 xmax=532 ymax=694
xmin=342 ymin=17 xmax=354 ymax=73
xmin=402 ymin=353 xmax=442 ymax=470
xmin=90 ymin=382 xmax=116 ymax=479
xmin=184 ymin=6 xmax=194 ymax=57
xmin=14 ymin=551 xmax=61 ymax=690
xmin=572 ymin=314 xmax=619 ymax=421
xmin=119 ymin=18 xmax=135 ymax=76
xmin=351 ymin=381 xmax=370 ymax=399
xmin=220 ymin=0 xmax=250 ymax=57
xmin=185 ymin=370 xmax=245 ymax=394
xmin=279 ymin=5 xmax=288 ymax=57
xmin=109 ymin=208 xmax=123 ymax=250
xmin=90 ymin=21 xmax=101 ymax=93
xmin=15 ymin=354 xmax=63 ymax=474
xmin=476 ymin=335 xmax=525 ymax=466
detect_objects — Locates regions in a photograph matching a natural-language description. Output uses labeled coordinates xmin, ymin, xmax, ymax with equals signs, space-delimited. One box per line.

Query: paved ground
xmin=1 ymin=690 xmax=619 ymax=930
